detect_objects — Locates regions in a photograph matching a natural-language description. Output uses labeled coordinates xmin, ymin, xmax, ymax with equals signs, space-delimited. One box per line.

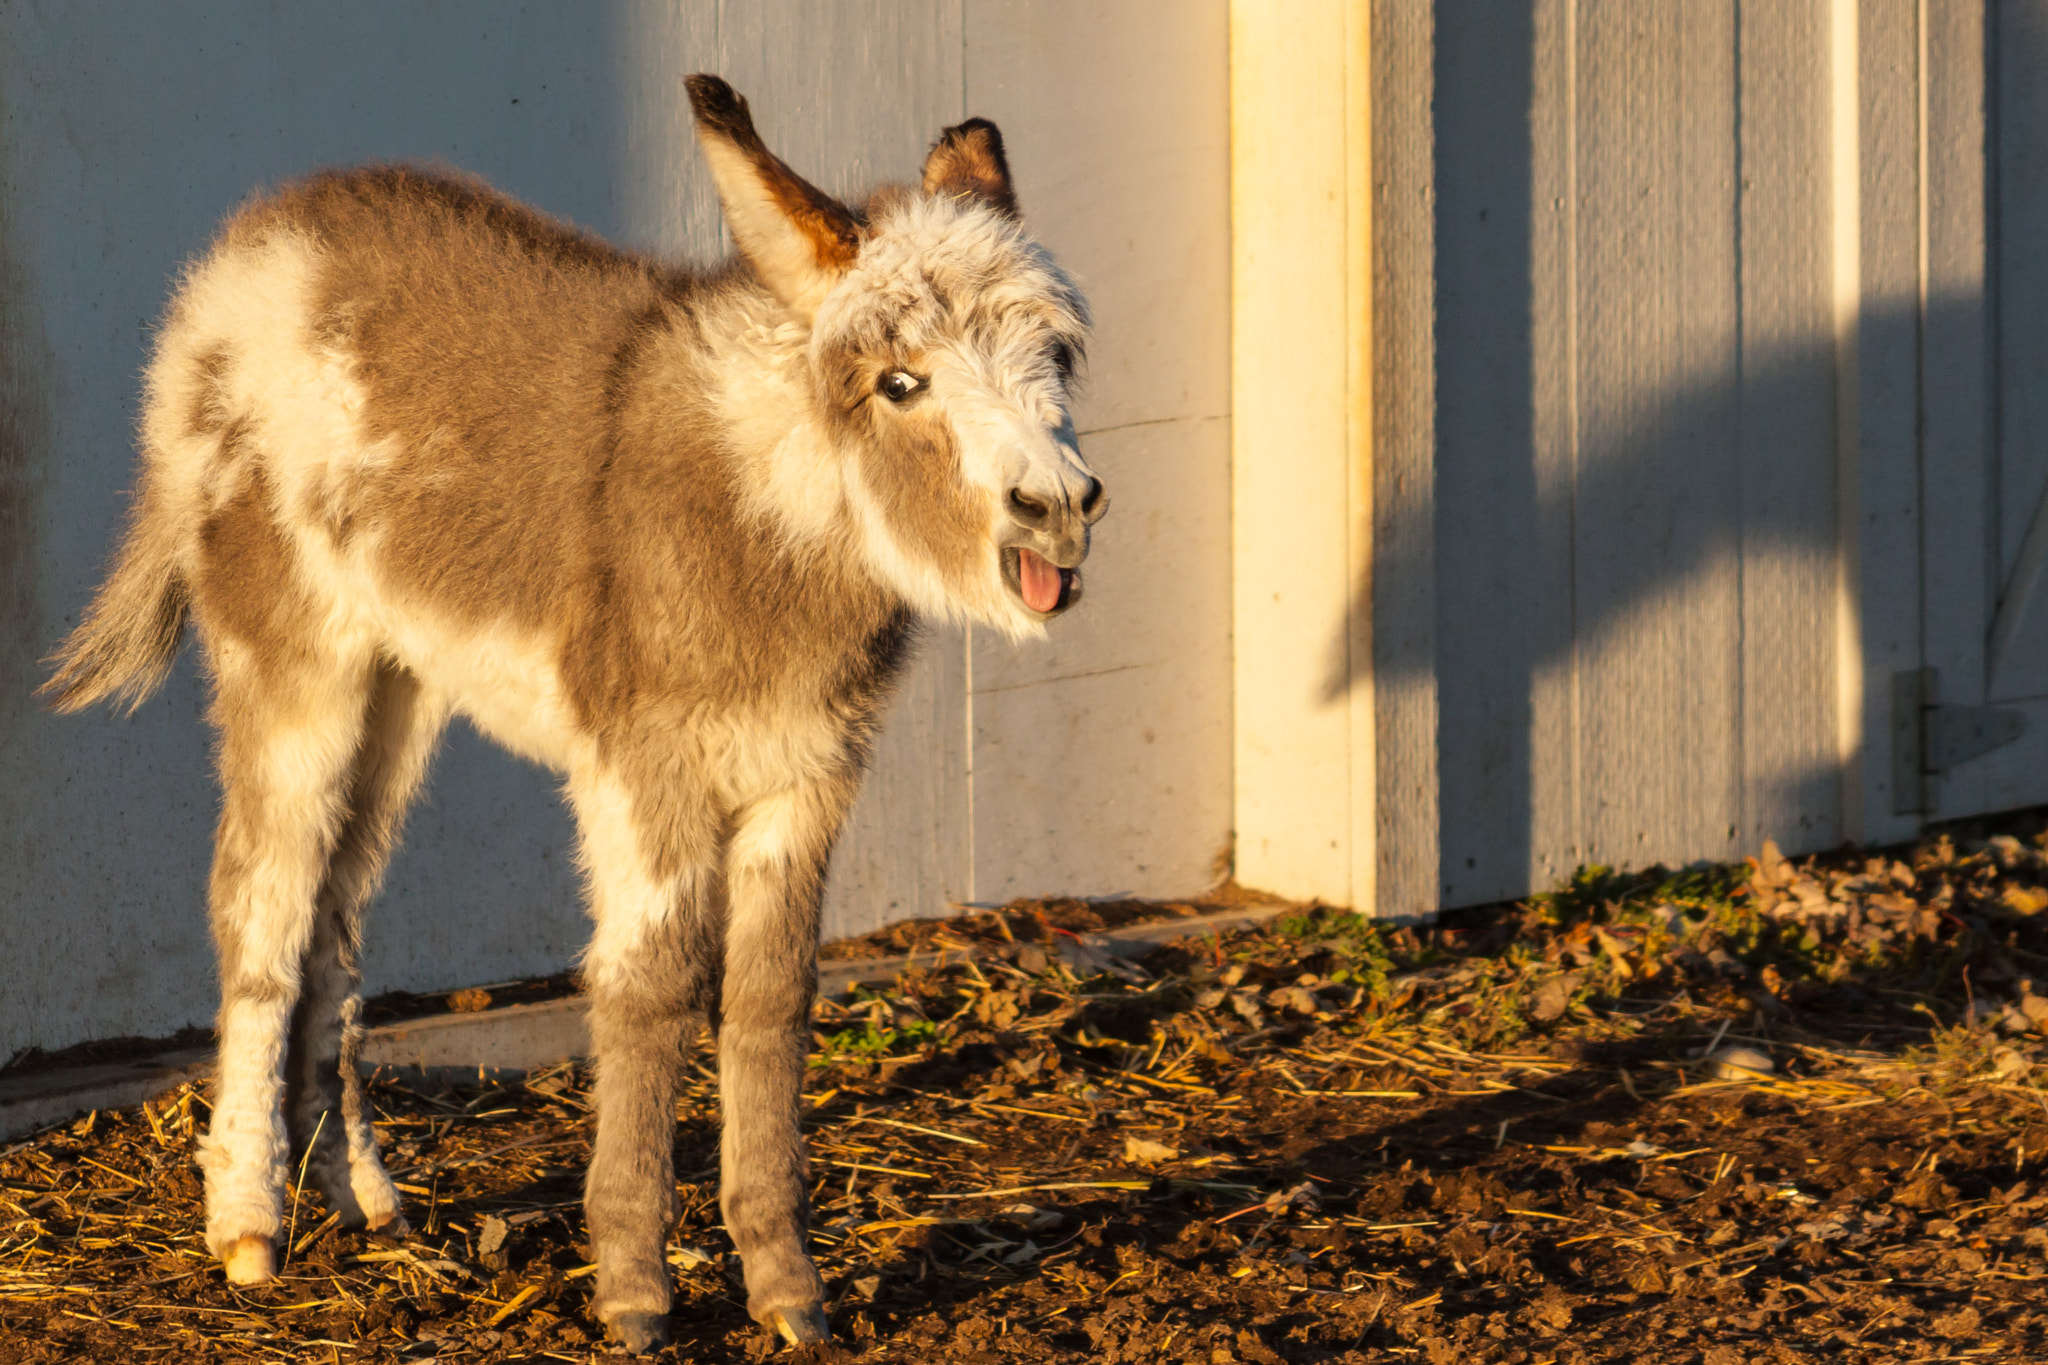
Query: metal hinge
xmin=1892 ymin=667 xmax=2026 ymax=815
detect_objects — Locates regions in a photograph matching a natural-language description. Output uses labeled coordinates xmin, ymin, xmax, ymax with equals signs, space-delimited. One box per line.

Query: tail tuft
xmin=42 ymin=494 xmax=189 ymax=715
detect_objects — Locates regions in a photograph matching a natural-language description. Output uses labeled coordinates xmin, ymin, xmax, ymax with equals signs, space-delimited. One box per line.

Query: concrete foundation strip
xmin=0 ymin=904 xmax=1287 ymax=1142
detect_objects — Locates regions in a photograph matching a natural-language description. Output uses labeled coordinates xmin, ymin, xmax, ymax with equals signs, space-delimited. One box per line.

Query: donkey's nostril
xmin=1079 ymin=477 xmax=1107 ymax=522
xmin=1007 ymin=488 xmax=1053 ymax=527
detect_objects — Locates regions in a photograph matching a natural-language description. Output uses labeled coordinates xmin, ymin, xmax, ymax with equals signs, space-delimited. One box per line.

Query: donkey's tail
xmin=41 ymin=485 xmax=189 ymax=715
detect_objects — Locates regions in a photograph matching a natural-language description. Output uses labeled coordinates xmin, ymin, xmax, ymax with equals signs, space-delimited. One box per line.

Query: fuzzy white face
xmin=811 ymin=194 xmax=1104 ymax=639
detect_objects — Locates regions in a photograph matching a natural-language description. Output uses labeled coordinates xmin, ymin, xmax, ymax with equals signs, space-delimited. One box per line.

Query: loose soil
xmin=5 ymin=825 xmax=2048 ymax=1363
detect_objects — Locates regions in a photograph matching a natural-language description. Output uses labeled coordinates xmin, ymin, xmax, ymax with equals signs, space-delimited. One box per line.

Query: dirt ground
xmin=5 ymin=823 xmax=2048 ymax=1362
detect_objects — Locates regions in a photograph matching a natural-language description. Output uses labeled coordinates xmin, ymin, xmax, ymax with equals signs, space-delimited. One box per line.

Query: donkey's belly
xmin=378 ymin=607 xmax=585 ymax=770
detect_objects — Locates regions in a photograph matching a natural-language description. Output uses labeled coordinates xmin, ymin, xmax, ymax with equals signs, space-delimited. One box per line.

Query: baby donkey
xmin=46 ymin=75 xmax=1104 ymax=1353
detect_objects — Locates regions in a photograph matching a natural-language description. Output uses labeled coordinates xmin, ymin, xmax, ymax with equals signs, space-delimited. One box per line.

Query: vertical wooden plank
xmin=1830 ymin=0 xmax=1866 ymax=841
xmin=966 ymin=0 xmax=1233 ymax=905
xmin=1921 ymin=0 xmax=1994 ymax=818
xmin=1527 ymin=0 xmax=1581 ymax=891
xmin=613 ymin=0 xmax=723 ymax=256
xmin=715 ymin=1 xmax=965 ymax=207
xmin=1572 ymin=0 xmax=1744 ymax=871
xmin=1344 ymin=2 xmax=1375 ymax=915
xmin=1434 ymin=0 xmax=1558 ymax=905
xmin=1984 ymin=0 xmax=2048 ymax=704
xmin=1737 ymin=0 xmax=1842 ymax=854
xmin=1851 ymin=0 xmax=1927 ymax=841
xmin=1230 ymin=0 xmax=1354 ymax=904
xmin=1370 ymin=0 xmax=1437 ymax=919
xmin=1993 ymin=0 xmax=2048 ymax=599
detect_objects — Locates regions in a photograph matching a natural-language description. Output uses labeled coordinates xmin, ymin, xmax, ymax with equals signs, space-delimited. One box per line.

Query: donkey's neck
xmin=585 ymin=283 xmax=911 ymax=713
xmin=692 ymin=293 xmax=856 ymax=552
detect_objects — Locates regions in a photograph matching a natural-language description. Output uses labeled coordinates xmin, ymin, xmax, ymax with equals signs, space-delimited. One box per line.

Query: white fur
xmin=810 ymin=194 xmax=1098 ymax=639
xmin=697 ymin=135 xmax=843 ymax=319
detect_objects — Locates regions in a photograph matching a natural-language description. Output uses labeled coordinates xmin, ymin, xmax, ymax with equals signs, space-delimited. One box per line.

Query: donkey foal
xmin=47 ymin=75 xmax=1103 ymax=1353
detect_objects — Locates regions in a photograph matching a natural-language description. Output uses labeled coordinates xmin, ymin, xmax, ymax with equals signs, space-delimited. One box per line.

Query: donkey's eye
xmin=878 ymin=370 xmax=925 ymax=403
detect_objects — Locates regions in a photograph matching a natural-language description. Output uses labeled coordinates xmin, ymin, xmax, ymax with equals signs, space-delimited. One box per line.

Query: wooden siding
xmin=1341 ymin=0 xmax=2048 ymax=913
xmin=1371 ymin=2 xmax=1440 ymax=922
xmin=1428 ymin=0 xmax=1846 ymax=908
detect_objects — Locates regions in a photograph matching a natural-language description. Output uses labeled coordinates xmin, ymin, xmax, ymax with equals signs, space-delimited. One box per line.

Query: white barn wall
xmin=0 ymin=2 xmax=627 ymax=1056
xmin=962 ymin=2 xmax=1234 ymax=905
xmin=0 ymin=2 xmax=1233 ymax=1058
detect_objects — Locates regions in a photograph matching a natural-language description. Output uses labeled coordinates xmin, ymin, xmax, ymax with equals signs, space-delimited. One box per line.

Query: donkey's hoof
xmin=221 ymin=1235 xmax=276 ymax=1285
xmin=365 ymin=1209 xmax=410 ymax=1239
xmin=604 ymin=1311 xmax=670 ymax=1354
xmin=768 ymin=1303 xmax=831 ymax=1345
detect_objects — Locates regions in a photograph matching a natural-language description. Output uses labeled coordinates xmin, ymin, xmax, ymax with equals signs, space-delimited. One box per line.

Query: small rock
xmin=1705 ymin=948 xmax=1748 ymax=978
xmin=1013 ymin=944 xmax=1049 ymax=975
xmin=1932 ymin=1306 xmax=1981 ymax=1339
xmin=1263 ymin=1181 xmax=1319 ymax=1213
xmin=1124 ymin=1137 xmax=1180 ymax=1166
xmin=1708 ymin=1046 xmax=1775 ymax=1079
xmin=1531 ymin=974 xmax=1576 ymax=1023
xmin=1990 ymin=834 xmax=2031 ymax=868
xmin=1265 ymin=985 xmax=1320 ymax=1016
xmin=852 ymin=1274 xmax=882 ymax=1300
xmin=997 ymin=1203 xmax=1064 ymax=1232
xmin=1993 ymin=1046 xmax=2034 ymax=1079
xmin=477 ymin=1215 xmax=509 ymax=1256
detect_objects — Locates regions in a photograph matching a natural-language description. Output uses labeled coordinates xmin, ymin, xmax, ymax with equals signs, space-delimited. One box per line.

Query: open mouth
xmin=1002 ymin=546 xmax=1081 ymax=615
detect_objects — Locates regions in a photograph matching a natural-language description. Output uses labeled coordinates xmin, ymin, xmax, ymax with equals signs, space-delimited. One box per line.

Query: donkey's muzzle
xmin=1002 ymin=472 xmax=1104 ymax=616
xmin=1006 ymin=478 xmax=1108 ymax=533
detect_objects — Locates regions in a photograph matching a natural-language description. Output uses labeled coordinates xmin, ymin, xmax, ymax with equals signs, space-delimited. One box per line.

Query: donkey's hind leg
xmin=285 ymin=660 xmax=445 ymax=1238
xmin=194 ymin=631 xmax=377 ymax=1285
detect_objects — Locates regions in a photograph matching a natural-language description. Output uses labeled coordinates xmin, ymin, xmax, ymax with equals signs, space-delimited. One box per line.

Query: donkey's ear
xmin=922 ymin=118 xmax=1018 ymax=218
xmin=685 ymin=75 xmax=861 ymax=317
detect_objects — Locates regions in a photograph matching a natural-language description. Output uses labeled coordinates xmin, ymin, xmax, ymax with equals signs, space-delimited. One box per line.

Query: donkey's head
xmin=686 ymin=75 xmax=1105 ymax=639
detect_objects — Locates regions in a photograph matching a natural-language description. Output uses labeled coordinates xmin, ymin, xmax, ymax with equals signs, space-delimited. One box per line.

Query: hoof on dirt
xmin=221 ymin=1235 xmax=275 ymax=1285
xmin=605 ymin=1311 xmax=670 ymax=1355
xmin=366 ymin=1209 xmax=410 ymax=1239
xmin=768 ymin=1303 xmax=830 ymax=1346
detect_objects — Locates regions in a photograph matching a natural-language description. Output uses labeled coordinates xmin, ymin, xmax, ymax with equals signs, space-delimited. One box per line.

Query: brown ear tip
xmin=685 ymin=74 xmax=752 ymax=136
xmin=943 ymin=118 xmax=1007 ymax=157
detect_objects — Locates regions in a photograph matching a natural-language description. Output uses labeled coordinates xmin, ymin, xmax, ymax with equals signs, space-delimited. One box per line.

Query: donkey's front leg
xmin=574 ymin=772 xmax=721 ymax=1354
xmin=720 ymin=781 xmax=854 ymax=1344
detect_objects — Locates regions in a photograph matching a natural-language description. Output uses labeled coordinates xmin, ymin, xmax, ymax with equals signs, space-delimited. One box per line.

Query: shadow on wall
xmin=1324 ymin=3 xmax=2016 ymax=911
xmin=0 ymin=60 xmax=52 ymax=804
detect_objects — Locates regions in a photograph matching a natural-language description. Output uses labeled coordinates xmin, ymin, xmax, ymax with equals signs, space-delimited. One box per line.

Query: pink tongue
xmin=1018 ymin=548 xmax=1064 ymax=613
